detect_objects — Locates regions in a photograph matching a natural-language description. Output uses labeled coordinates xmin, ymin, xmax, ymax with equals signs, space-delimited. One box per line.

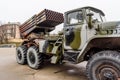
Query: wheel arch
xmin=77 ymin=36 xmax=120 ymax=63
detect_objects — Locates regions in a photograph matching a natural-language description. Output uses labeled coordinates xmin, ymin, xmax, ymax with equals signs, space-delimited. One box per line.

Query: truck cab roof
xmin=65 ymin=6 xmax=105 ymax=16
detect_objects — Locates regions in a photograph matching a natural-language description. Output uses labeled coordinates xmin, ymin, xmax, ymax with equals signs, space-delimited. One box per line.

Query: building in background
xmin=0 ymin=22 xmax=21 ymax=43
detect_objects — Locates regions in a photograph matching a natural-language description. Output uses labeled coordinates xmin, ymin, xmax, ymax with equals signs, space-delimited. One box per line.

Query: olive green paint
xmin=70 ymin=28 xmax=81 ymax=50
xmin=46 ymin=44 xmax=53 ymax=53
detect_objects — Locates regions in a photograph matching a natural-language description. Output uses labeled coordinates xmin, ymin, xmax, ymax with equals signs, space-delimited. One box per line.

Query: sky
xmin=0 ymin=0 xmax=120 ymax=33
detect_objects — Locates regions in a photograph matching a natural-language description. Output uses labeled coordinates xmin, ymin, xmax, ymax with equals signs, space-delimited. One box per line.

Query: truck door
xmin=64 ymin=10 xmax=87 ymax=50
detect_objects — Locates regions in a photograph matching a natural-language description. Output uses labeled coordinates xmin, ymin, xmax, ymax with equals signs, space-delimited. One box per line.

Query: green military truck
xmin=16 ymin=6 xmax=120 ymax=80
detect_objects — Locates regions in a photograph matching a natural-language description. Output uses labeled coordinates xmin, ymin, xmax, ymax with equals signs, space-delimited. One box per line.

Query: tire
xmin=27 ymin=46 xmax=43 ymax=69
xmin=16 ymin=45 xmax=27 ymax=65
xmin=86 ymin=51 xmax=120 ymax=80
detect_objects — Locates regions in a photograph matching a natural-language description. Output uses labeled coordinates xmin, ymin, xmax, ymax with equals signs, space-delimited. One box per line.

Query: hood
xmin=99 ymin=21 xmax=120 ymax=30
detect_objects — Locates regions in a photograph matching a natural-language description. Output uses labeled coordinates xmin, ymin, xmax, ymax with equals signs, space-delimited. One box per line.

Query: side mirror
xmin=87 ymin=12 xmax=94 ymax=16
xmin=87 ymin=12 xmax=94 ymax=29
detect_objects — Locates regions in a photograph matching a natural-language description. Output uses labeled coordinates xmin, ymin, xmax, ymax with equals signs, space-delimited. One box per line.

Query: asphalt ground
xmin=0 ymin=48 xmax=88 ymax=80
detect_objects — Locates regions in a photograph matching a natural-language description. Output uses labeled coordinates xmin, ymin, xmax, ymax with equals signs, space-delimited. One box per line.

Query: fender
xmin=77 ymin=35 xmax=120 ymax=63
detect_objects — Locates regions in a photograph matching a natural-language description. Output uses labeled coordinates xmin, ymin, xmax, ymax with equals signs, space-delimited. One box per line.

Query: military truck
xmin=16 ymin=6 xmax=120 ymax=80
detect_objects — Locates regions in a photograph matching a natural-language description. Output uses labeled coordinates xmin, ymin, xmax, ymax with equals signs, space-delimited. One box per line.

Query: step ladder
xmin=51 ymin=37 xmax=63 ymax=64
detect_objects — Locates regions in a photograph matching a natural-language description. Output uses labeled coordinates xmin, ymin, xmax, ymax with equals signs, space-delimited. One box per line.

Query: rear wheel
xmin=86 ymin=51 xmax=120 ymax=80
xmin=16 ymin=45 xmax=27 ymax=65
xmin=27 ymin=46 xmax=43 ymax=69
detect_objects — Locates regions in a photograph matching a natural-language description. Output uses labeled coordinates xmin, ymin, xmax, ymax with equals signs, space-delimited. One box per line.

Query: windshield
xmin=67 ymin=10 xmax=83 ymax=25
xmin=101 ymin=15 xmax=106 ymax=22
xmin=86 ymin=9 xmax=105 ymax=22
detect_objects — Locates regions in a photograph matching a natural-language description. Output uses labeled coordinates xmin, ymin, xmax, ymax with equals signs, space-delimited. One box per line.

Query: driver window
xmin=67 ymin=11 xmax=83 ymax=24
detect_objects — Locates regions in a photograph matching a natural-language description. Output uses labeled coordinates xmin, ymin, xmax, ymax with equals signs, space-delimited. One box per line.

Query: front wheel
xmin=27 ymin=46 xmax=43 ymax=69
xmin=86 ymin=51 xmax=120 ymax=80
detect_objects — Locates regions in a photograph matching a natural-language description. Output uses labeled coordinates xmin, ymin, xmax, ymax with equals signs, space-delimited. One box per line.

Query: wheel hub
xmin=29 ymin=52 xmax=35 ymax=64
xmin=103 ymin=71 xmax=115 ymax=80
xmin=17 ymin=51 xmax=22 ymax=60
xmin=96 ymin=65 xmax=119 ymax=80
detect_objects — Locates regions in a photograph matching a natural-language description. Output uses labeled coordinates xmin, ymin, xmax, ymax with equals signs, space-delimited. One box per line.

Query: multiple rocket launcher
xmin=19 ymin=9 xmax=64 ymax=38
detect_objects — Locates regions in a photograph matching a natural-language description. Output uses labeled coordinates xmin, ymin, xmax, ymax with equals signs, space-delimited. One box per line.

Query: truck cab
xmin=63 ymin=7 xmax=120 ymax=80
xmin=64 ymin=6 xmax=106 ymax=50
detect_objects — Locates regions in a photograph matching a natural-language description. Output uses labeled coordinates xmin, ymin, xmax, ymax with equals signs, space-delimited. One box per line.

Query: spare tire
xmin=42 ymin=40 xmax=49 ymax=53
